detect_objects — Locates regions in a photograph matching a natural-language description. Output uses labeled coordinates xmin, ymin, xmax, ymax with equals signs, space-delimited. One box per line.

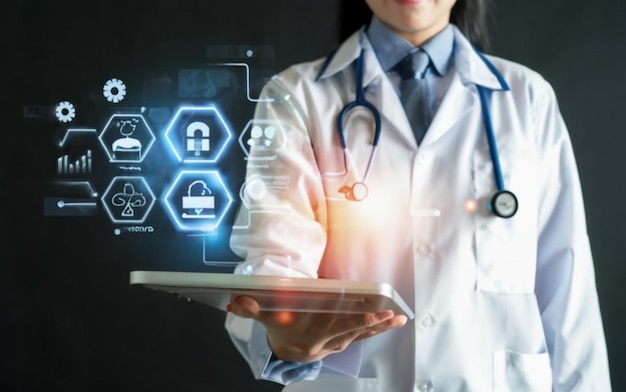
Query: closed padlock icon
xmin=186 ymin=121 xmax=210 ymax=156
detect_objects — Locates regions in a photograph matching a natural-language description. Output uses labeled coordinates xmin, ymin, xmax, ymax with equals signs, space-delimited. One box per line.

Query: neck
xmin=390 ymin=21 xmax=450 ymax=47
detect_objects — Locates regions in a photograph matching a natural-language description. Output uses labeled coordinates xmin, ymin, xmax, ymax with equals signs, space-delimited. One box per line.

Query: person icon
xmin=112 ymin=118 xmax=142 ymax=160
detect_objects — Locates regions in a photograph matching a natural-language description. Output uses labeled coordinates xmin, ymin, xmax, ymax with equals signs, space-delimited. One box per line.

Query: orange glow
xmin=274 ymin=311 xmax=296 ymax=326
xmin=327 ymin=192 xmax=393 ymax=232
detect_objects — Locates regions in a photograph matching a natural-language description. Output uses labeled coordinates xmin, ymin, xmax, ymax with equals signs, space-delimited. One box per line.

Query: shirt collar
xmin=366 ymin=16 xmax=454 ymax=77
xmin=315 ymin=24 xmax=506 ymax=91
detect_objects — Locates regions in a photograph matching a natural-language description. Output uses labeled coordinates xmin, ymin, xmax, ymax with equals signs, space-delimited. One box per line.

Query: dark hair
xmin=450 ymin=0 xmax=494 ymax=52
xmin=340 ymin=0 xmax=494 ymax=52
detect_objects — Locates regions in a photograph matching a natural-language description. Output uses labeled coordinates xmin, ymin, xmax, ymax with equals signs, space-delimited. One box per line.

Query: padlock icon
xmin=182 ymin=180 xmax=215 ymax=219
xmin=186 ymin=121 xmax=210 ymax=156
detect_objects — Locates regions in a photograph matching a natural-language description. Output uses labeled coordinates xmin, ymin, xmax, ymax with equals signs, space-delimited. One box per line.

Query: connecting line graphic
xmin=182 ymin=233 xmax=240 ymax=267
xmin=217 ymin=63 xmax=274 ymax=103
xmin=58 ymin=128 xmax=97 ymax=147
xmin=184 ymin=232 xmax=234 ymax=265
xmin=56 ymin=200 xmax=97 ymax=209
xmin=55 ymin=180 xmax=99 ymax=197
xmin=231 ymin=208 xmax=293 ymax=230
xmin=44 ymin=180 xmax=99 ymax=216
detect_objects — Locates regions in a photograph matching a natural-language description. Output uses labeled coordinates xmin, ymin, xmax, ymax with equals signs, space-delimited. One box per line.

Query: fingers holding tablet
xmin=229 ymin=294 xmax=408 ymax=363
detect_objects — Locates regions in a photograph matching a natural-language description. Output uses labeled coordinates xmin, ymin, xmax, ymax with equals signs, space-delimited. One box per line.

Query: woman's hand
xmin=229 ymin=295 xmax=408 ymax=363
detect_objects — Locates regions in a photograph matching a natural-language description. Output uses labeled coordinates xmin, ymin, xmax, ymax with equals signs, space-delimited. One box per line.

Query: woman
xmin=225 ymin=0 xmax=611 ymax=390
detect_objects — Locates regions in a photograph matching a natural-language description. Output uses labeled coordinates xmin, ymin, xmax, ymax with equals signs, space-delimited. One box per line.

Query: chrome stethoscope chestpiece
xmin=348 ymin=181 xmax=368 ymax=202
xmin=490 ymin=190 xmax=518 ymax=218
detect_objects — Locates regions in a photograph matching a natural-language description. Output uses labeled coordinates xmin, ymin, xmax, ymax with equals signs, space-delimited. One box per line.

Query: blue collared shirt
xmin=366 ymin=16 xmax=455 ymax=127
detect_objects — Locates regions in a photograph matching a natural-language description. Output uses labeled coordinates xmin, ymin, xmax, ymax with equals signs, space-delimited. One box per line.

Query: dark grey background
xmin=2 ymin=1 xmax=623 ymax=391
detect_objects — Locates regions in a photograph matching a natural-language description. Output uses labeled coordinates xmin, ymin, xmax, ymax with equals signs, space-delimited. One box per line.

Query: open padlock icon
xmin=181 ymin=180 xmax=215 ymax=219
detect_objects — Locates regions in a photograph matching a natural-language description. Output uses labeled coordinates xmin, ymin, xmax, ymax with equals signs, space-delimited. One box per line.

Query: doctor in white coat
xmin=225 ymin=0 xmax=612 ymax=390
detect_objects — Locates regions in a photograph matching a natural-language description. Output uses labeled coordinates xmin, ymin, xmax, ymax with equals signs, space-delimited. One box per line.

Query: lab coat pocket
xmin=474 ymin=220 xmax=536 ymax=293
xmin=493 ymin=350 xmax=552 ymax=392
xmin=472 ymin=148 xmax=538 ymax=293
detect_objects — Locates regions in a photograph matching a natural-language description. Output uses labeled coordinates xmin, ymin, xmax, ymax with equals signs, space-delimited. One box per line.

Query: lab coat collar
xmin=315 ymin=27 xmax=364 ymax=83
xmin=315 ymin=24 xmax=508 ymax=92
xmin=450 ymin=26 xmax=509 ymax=91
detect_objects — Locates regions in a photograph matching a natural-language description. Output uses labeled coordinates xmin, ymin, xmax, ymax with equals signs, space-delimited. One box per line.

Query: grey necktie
xmin=395 ymin=49 xmax=431 ymax=145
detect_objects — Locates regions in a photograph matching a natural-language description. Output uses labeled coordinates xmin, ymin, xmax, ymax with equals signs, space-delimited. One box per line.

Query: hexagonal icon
xmin=98 ymin=114 xmax=156 ymax=163
xmin=163 ymin=170 xmax=234 ymax=232
xmin=238 ymin=118 xmax=287 ymax=161
xmin=164 ymin=106 xmax=233 ymax=163
xmin=101 ymin=176 xmax=156 ymax=224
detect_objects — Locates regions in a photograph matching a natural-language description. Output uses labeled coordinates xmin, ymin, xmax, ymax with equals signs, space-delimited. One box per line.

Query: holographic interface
xmin=29 ymin=46 xmax=278 ymax=271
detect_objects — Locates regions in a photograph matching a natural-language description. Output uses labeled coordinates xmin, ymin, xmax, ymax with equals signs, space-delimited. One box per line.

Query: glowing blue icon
xmin=162 ymin=170 xmax=233 ymax=232
xmin=55 ymin=101 xmax=76 ymax=123
xmin=103 ymin=78 xmax=127 ymax=103
xmin=101 ymin=176 xmax=156 ymax=224
xmin=182 ymin=180 xmax=215 ymax=219
xmin=164 ymin=106 xmax=232 ymax=163
xmin=98 ymin=114 xmax=156 ymax=163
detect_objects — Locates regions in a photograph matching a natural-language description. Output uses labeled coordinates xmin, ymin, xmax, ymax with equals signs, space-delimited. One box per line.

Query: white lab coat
xmin=225 ymin=25 xmax=611 ymax=391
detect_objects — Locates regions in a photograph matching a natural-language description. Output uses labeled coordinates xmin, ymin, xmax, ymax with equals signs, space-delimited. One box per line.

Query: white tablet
xmin=130 ymin=271 xmax=415 ymax=319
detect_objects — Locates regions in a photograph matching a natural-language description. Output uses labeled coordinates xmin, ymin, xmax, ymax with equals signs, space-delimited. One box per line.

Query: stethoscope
xmin=330 ymin=47 xmax=518 ymax=218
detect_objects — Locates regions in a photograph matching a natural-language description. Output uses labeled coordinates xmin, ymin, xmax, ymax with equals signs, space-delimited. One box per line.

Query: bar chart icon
xmin=57 ymin=149 xmax=92 ymax=176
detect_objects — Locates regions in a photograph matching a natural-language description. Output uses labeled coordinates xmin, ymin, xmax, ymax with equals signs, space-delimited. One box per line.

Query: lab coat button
xmin=417 ymin=244 xmax=430 ymax=255
xmin=421 ymin=315 xmax=433 ymax=328
xmin=416 ymin=380 xmax=434 ymax=391
xmin=417 ymin=153 xmax=428 ymax=163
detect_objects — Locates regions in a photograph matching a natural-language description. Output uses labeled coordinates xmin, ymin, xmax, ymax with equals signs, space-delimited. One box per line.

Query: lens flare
xmin=464 ymin=199 xmax=478 ymax=213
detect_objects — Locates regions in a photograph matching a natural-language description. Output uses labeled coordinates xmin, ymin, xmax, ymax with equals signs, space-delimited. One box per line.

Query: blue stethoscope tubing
xmin=474 ymin=50 xmax=518 ymax=218
xmin=333 ymin=47 xmax=518 ymax=218
xmin=336 ymin=48 xmax=381 ymax=202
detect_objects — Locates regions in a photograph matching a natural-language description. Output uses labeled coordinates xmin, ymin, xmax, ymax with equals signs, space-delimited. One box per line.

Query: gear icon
xmin=55 ymin=101 xmax=76 ymax=123
xmin=103 ymin=78 xmax=127 ymax=103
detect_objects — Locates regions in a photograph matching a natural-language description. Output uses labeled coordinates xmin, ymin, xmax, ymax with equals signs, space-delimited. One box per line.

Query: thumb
xmin=229 ymin=295 xmax=261 ymax=319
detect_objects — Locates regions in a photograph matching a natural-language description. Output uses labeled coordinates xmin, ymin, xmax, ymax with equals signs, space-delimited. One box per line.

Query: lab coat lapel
xmin=362 ymin=48 xmax=419 ymax=148
xmin=412 ymin=24 xmax=506 ymax=148
xmin=361 ymin=39 xmax=481 ymax=149
xmin=367 ymin=62 xmax=478 ymax=149
xmin=420 ymin=74 xmax=477 ymax=147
